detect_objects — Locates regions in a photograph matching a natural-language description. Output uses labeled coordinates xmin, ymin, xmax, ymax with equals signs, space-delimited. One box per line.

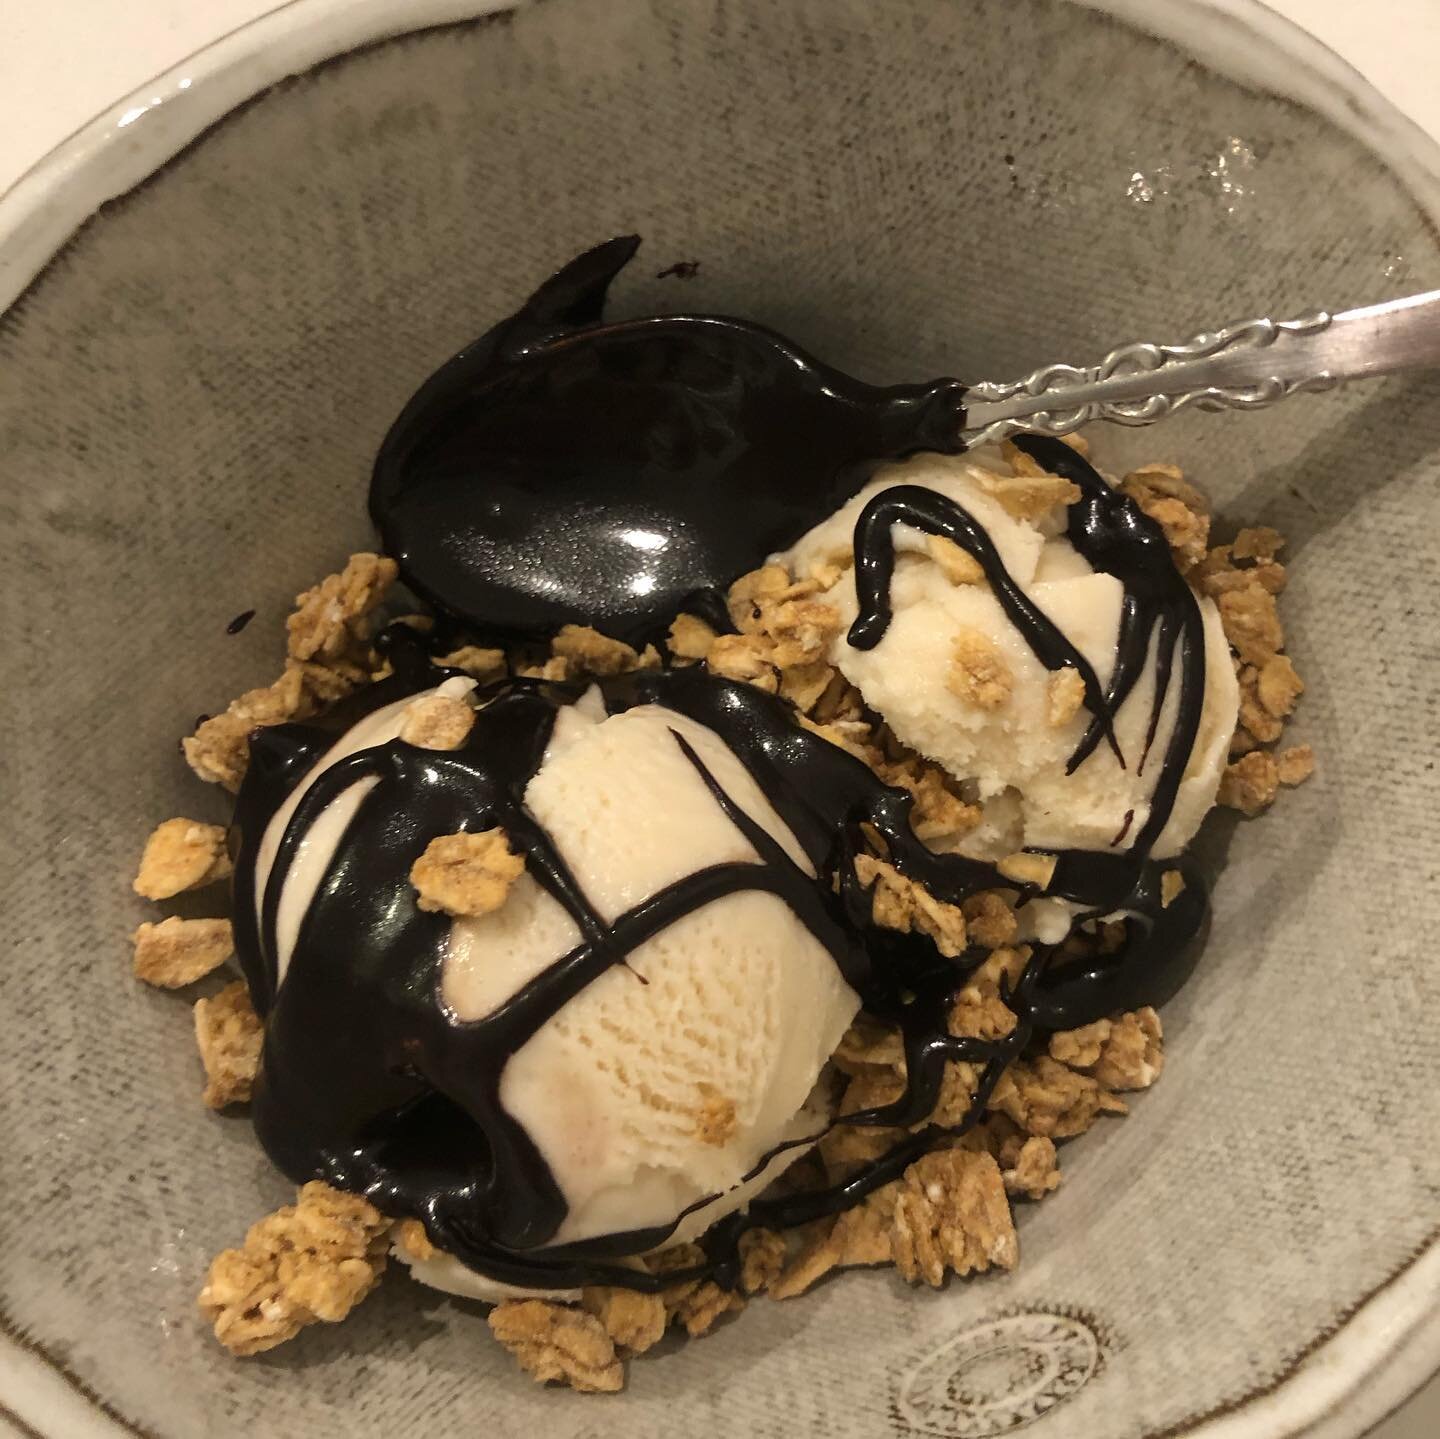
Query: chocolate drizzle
xmin=234 ymin=251 xmax=1217 ymax=1294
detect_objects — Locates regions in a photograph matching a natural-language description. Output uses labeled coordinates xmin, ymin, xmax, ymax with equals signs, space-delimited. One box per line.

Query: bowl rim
xmin=2 ymin=0 xmax=1439 ymax=316
xmin=0 ymin=2 xmax=1436 ymax=1436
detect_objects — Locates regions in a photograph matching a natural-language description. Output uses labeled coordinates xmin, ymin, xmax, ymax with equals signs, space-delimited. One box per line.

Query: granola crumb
xmin=996 ymin=851 xmax=1057 ymax=890
xmin=948 ymin=978 xmax=1018 ymax=1045
xmin=779 ymin=660 xmax=837 ymax=713
xmin=1256 ymin=655 xmax=1304 ymax=718
xmin=133 ymin=916 xmax=234 ymax=988
xmin=296 ymin=655 xmax=374 ymax=702
xmin=553 ymin=624 xmax=646 ymax=677
xmin=1137 ymin=495 xmax=1210 ymax=571
xmin=769 ymin=1223 xmax=843 ymax=1299
xmin=823 ymin=1070 xmax=906 ymax=1175
xmin=777 ymin=1140 xmax=1025 ymax=1302
xmin=1001 ymin=1136 xmax=1062 ymax=1200
xmin=880 ymin=759 xmax=982 ymax=842
xmin=1195 ymin=543 xmax=1287 ymax=602
xmin=1001 ymin=439 xmax=1049 ymax=477
xmin=580 ymin=1287 xmax=667 ymax=1355
xmin=948 ymin=628 xmax=1013 ymax=710
xmin=1218 ymin=585 xmax=1284 ymax=666
xmin=832 ymin=1015 xmax=907 ymax=1075
xmin=767 ymin=1193 xmax=902 ymax=1301
xmin=1250 ymin=560 xmax=1287 ymax=595
xmin=738 ymin=1229 xmax=787 ymax=1295
xmin=726 ymin=564 xmax=792 ymax=625
xmin=961 ymin=892 xmax=1019 ymax=950
xmin=286 ymin=553 xmax=398 ymax=666
xmin=198 ymin=1181 xmax=391 ymax=1356
xmin=698 ymin=562 xmax=848 ymax=697
xmin=1276 ymin=744 xmax=1316 ymax=787
xmin=1048 ymin=1019 xmax=1110 ymax=1070
xmin=706 ymin=633 xmax=779 ymax=693
xmin=834 ymin=1190 xmax=900 ymax=1267
xmin=1231 ymin=526 xmax=1285 ymax=562
xmin=692 ymin=1087 xmax=739 ymax=1147
xmin=409 ymin=829 xmax=524 ymax=917
xmin=392 ymin=1218 xmax=438 ymax=1263
xmin=805 ymin=553 xmax=852 ymax=589
xmin=1217 ymin=750 xmax=1280 ymax=816
xmin=667 ymin=612 xmax=718 ymax=662
xmin=988 ymin=1056 xmax=1124 ymax=1138
xmin=854 ymin=854 xmax=967 ymax=958
xmin=194 ymin=981 xmax=263 ymax=1109
xmin=674 ymin=1281 xmax=746 ymax=1336
xmin=515 ymin=655 xmax=572 ymax=682
xmin=182 ymin=667 xmax=315 ymax=791
xmin=489 ymin=1301 xmax=624 ymax=1392
xmin=977 ymin=467 xmax=1082 ymax=521
xmin=811 ymin=671 xmax=865 ymax=725
xmin=890 ymin=1149 xmax=1018 ymax=1287
xmin=398 ymin=692 xmax=475 ymax=750
xmin=437 ymin=646 xmax=506 ymax=683
xmin=1160 ymin=870 xmax=1186 ymax=908
xmin=758 ymin=597 xmax=841 ymax=668
xmin=797 ymin=712 xmax=874 ymax=761
xmin=1238 ymin=665 xmax=1285 ymax=744
xmin=1120 ymin=463 xmax=1210 ymax=518
xmin=647 ymin=1244 xmax=745 ymax=1336
xmin=1091 ymin=1008 xmax=1164 ymax=1091
xmin=1047 ymin=666 xmax=1086 ymax=727
xmin=725 ymin=565 xmax=841 ymax=661
xmin=926 ymin=535 xmax=986 ymax=586
xmin=133 ymin=819 xmax=232 ymax=900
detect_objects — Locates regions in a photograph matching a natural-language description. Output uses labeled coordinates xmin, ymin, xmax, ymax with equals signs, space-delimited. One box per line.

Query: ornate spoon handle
xmin=960 ymin=290 xmax=1440 ymax=447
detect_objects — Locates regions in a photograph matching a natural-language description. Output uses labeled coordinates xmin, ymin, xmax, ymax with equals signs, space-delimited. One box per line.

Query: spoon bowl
xmin=372 ymin=236 xmax=966 ymax=641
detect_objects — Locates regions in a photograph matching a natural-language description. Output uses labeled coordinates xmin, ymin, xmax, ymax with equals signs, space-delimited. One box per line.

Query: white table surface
xmin=0 ymin=3 xmax=1435 ymax=1435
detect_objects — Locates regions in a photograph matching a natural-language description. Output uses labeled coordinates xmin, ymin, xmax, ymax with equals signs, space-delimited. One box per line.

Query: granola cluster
xmin=410 ymin=828 xmax=525 ymax=918
xmin=199 ymin=1182 xmax=392 ymax=1355
xmin=133 ymin=819 xmax=232 ymax=900
xmin=489 ymin=1301 xmax=628 ymax=1393
xmin=853 ymin=854 xmax=968 ymax=957
xmin=515 ymin=624 xmax=661 ymax=682
xmin=183 ymin=553 xmax=399 ymax=791
xmin=130 ymin=556 xmax=409 ymax=1110
xmin=1118 ymin=471 xmax=1314 ymax=815
xmin=990 ymin=440 xmax=1086 ymax=513
xmin=397 ymin=690 xmax=475 ymax=750
xmin=194 ymin=982 xmax=264 ymax=1110
xmin=949 ymin=627 xmax=1013 ymax=710
xmin=665 ymin=562 xmax=847 ymax=706
xmin=485 ymin=1229 xmax=798 ymax=1392
xmin=132 ymin=916 xmax=234 ymax=989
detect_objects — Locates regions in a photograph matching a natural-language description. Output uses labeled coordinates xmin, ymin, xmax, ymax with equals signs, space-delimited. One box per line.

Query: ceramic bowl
xmin=2 ymin=2 xmax=1438 ymax=1436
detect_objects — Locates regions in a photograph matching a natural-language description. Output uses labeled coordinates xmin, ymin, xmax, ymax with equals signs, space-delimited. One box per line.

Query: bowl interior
xmin=2 ymin=1 xmax=1439 ymax=1436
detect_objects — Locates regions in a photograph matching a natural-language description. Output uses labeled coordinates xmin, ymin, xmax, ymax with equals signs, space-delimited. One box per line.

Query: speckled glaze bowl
xmin=2 ymin=2 xmax=1438 ymax=1437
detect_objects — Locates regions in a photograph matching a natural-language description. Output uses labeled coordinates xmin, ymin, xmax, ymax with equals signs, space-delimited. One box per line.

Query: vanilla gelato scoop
xmin=442 ymin=701 xmax=859 ymax=1238
xmin=781 ymin=448 xmax=1239 ymax=865
xmin=248 ymin=679 xmax=859 ymax=1301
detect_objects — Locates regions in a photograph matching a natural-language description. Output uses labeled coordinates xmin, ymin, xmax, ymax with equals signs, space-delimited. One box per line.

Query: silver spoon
xmin=962 ymin=290 xmax=1440 ymax=447
xmin=375 ymin=236 xmax=1440 ymax=641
